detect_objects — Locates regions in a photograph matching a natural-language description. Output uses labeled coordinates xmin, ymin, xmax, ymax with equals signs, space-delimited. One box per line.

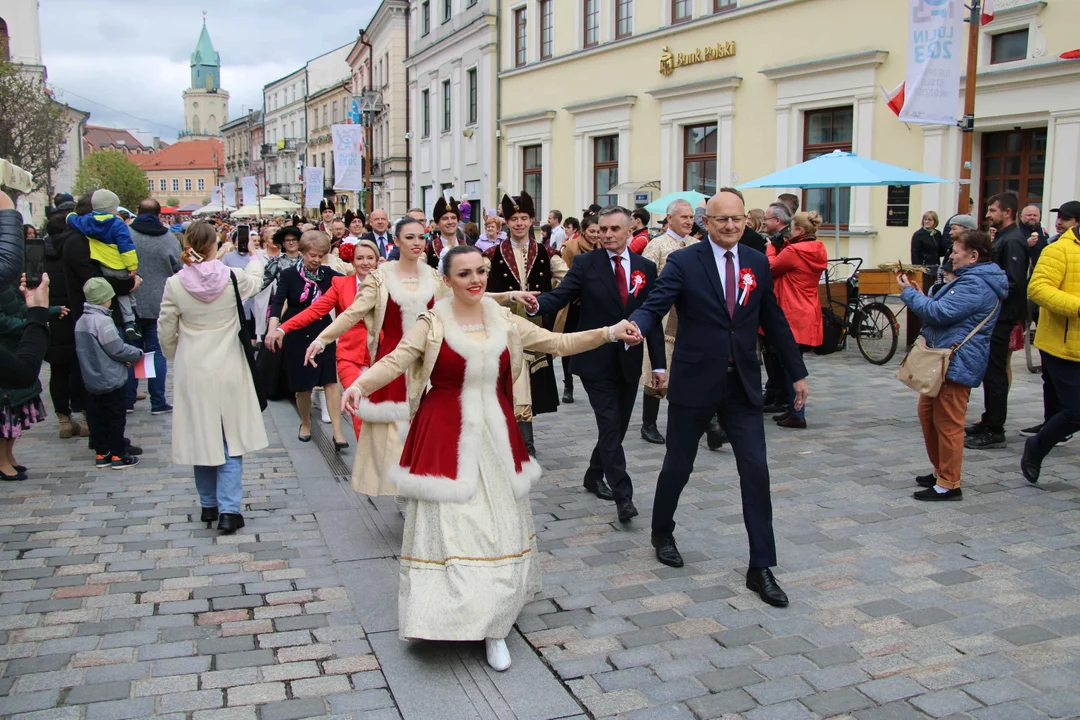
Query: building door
xmin=980 ymin=128 xmax=1047 ymax=215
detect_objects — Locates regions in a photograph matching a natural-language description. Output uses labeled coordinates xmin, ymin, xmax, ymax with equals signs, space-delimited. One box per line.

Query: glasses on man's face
xmin=706 ymin=215 xmax=747 ymax=225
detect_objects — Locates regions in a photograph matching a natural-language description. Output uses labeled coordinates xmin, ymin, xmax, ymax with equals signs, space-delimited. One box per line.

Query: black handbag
xmin=230 ymin=274 xmax=268 ymax=412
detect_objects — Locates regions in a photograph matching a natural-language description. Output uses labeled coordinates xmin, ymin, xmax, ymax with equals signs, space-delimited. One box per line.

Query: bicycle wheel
xmin=855 ymin=302 xmax=898 ymax=365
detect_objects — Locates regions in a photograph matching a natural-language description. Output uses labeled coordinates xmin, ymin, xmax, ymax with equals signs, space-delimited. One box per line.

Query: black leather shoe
xmin=641 ymin=423 xmax=665 ymax=445
xmin=217 ymin=513 xmax=245 ymax=534
xmin=562 ymin=377 xmax=574 ymax=404
xmin=746 ymin=567 xmax=788 ymax=607
xmin=583 ymin=476 xmax=614 ymax=501
xmin=200 ymin=507 xmax=219 ymax=523
xmin=915 ymin=473 xmax=936 ymax=488
xmin=763 ymin=402 xmax=787 ymax=414
xmin=913 ymin=487 xmax=963 ymax=501
xmin=651 ymin=533 xmax=684 ymax=568
xmin=334 ymin=439 xmax=350 ymax=452
xmin=1021 ymin=437 xmax=1041 ymax=484
xmin=616 ymin=498 xmax=638 ymax=523
xmin=298 ymin=424 xmax=312 ymax=442
xmin=776 ymin=416 xmax=807 ymax=429
xmin=772 ymin=411 xmax=791 ymax=423
xmin=706 ymin=418 xmax=727 ymax=451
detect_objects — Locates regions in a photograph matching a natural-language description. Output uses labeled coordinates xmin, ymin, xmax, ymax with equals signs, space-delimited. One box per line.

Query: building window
xmin=441 ymin=80 xmax=451 ymax=132
xmin=421 ymin=89 xmax=431 ymax=137
xmin=443 ymin=0 xmax=452 ymax=22
xmin=672 ymin=0 xmax=692 ymax=23
xmin=171 ymin=179 xmax=179 ymax=192
xmin=198 ymin=178 xmax=205 ymax=191
xmin=594 ymin=136 xmax=619 ymax=206
xmin=523 ymin=145 xmax=543 ymax=215
xmin=159 ymin=179 xmax=167 ymax=192
xmin=321 ymin=152 xmax=327 ymax=170
xmin=683 ymin=124 xmax=717 ymax=195
xmin=540 ymin=0 xmax=554 ymax=59
xmin=185 ymin=178 xmax=192 ymax=191
xmin=991 ymin=29 xmax=1028 ymax=64
xmin=147 ymin=179 xmax=153 ymax=192
xmin=422 ymin=1 xmax=430 ymax=34
xmin=714 ymin=0 xmax=736 ymax=12
xmin=332 ymin=101 xmax=338 ymax=123
xmin=980 ymin=128 xmax=1046 ymax=214
xmin=616 ymin=0 xmax=632 ymax=39
xmin=514 ymin=8 xmax=527 ymax=67
xmin=803 ymin=106 xmax=853 ymax=227
xmin=467 ymin=68 xmax=478 ymax=125
xmin=584 ymin=0 xmax=600 ymax=47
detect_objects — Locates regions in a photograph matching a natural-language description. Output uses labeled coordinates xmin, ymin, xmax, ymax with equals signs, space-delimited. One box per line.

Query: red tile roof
xmin=130 ymin=139 xmax=223 ymax=173
xmin=84 ymin=126 xmax=153 ymax=153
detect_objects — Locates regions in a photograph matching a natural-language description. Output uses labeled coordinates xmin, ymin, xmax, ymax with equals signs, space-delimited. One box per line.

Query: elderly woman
xmin=898 ymin=230 xmax=1007 ymax=501
xmin=158 ymin=222 xmax=267 ymax=533
xmin=476 ymin=212 xmax=505 ymax=252
xmin=911 ymin=211 xmax=946 ymax=268
xmin=266 ymin=231 xmax=347 ymax=448
xmin=767 ymin=211 xmax=828 ymax=429
xmin=262 ymin=226 xmax=302 ymax=290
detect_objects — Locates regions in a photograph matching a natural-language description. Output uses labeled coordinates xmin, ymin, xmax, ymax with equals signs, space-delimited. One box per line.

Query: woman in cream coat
xmin=158 ymin=222 xmax=268 ymax=534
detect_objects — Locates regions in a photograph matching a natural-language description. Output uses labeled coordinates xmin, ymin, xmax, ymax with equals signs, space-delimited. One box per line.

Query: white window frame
xmin=503 ymin=110 xmax=555 ymax=221
xmin=563 ymin=96 xmax=635 ymax=210
xmin=979 ymin=4 xmax=1046 ymax=68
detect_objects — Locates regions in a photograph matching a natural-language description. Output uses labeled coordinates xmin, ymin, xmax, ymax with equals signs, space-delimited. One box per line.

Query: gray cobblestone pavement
xmin=1 ymin=345 xmax=1078 ymax=720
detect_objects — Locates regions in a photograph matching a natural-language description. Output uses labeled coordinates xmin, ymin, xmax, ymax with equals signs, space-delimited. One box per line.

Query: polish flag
xmin=1061 ymin=49 xmax=1080 ymax=60
xmin=981 ymin=0 xmax=995 ymax=25
xmin=881 ymin=83 xmax=906 ymax=117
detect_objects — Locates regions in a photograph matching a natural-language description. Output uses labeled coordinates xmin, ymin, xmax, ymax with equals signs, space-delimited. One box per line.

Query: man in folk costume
xmin=427 ymin=196 xmax=464 ymax=269
xmin=483 ymin=190 xmax=568 ymax=455
xmin=318 ymin=200 xmax=335 ymax=234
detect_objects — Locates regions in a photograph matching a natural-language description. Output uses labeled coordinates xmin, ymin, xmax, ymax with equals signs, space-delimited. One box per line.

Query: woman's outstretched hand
xmin=342 ymin=387 xmax=362 ymax=415
xmin=303 ymin=340 xmax=324 ymax=366
xmin=612 ymin=319 xmax=643 ymax=345
xmin=265 ymin=330 xmax=283 ymax=352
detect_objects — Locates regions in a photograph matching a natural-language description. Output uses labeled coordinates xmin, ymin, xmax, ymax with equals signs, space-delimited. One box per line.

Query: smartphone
xmin=24 ymin=237 xmax=45 ymax=289
xmin=236 ymin=225 xmax=250 ymax=253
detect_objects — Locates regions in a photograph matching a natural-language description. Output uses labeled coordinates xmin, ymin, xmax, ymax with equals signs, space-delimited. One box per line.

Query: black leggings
xmin=49 ymin=355 xmax=87 ymax=416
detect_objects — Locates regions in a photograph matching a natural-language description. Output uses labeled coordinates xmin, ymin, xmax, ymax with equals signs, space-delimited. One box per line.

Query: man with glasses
xmin=629 ymin=190 xmax=808 ymax=608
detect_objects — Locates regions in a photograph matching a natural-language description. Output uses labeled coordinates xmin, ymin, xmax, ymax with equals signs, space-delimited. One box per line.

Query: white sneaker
xmin=321 ymin=402 xmax=332 ymax=424
xmin=485 ymin=637 xmax=511 ymax=671
xmin=1057 ymin=434 xmax=1075 ymax=447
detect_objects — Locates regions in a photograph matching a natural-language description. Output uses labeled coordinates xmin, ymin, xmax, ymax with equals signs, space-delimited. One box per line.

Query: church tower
xmin=180 ymin=17 xmax=229 ymax=142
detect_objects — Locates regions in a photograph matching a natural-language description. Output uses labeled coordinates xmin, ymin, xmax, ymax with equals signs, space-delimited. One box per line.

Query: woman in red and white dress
xmin=341 ymin=245 xmax=641 ymax=672
xmin=269 ymin=239 xmax=379 ymax=439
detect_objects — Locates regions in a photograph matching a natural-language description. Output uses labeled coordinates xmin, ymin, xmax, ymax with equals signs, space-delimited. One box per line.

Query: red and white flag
xmin=881 ymin=82 xmax=906 ymax=117
xmin=1061 ymin=49 xmax=1080 ymax=60
xmin=981 ymin=0 xmax=995 ymax=25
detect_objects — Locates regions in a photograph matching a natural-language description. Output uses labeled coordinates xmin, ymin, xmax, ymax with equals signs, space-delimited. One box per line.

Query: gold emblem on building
xmin=659 ymin=41 xmax=736 ymax=75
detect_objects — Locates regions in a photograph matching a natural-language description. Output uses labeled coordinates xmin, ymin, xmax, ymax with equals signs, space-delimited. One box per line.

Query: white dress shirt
xmin=710 ymin=239 xmax=741 ymax=300
xmin=606 ymin=246 xmax=632 ymax=295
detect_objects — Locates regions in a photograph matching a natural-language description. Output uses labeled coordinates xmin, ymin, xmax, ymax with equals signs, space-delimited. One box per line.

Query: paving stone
xmin=800 ymin=686 xmax=874 ymax=715
xmin=82 ymin=698 xmax=156 ymax=720
xmin=62 ymin=681 xmax=133 ymax=704
xmin=290 ymin=675 xmax=352 ymax=698
xmin=686 ymin=688 xmax=757 ymax=717
xmin=804 ymin=644 xmax=862 ymax=668
xmin=754 ymin=635 xmax=816 ymax=658
xmin=324 ymin=690 xmax=394 ymax=714
xmin=227 ymin=683 xmax=288 ymax=706
xmin=909 ymin=689 xmax=982 ymax=717
xmin=962 ymin=677 xmax=1033 ymax=705
xmin=858 ymin=676 xmax=926 ymax=704
xmin=856 ymin=599 xmax=912 ymax=617
xmin=744 ymin=676 xmax=814 ymax=705
xmin=215 ymin=650 xmax=277 ymax=670
xmin=259 ymin=698 xmax=329 ymax=720
xmin=993 ymin=624 xmax=1061 ymax=646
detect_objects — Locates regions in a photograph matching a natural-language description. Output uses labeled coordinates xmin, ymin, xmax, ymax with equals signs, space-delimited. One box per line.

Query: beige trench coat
xmin=158 ymin=259 xmax=269 ymax=466
xmin=641 ymin=233 xmax=690 ymax=390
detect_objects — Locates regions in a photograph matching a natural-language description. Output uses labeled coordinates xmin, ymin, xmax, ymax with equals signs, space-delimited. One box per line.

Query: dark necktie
xmin=378 ymin=235 xmax=386 ymax=256
xmin=724 ymin=250 xmax=736 ymax=317
xmin=613 ymin=255 xmax=628 ymax=307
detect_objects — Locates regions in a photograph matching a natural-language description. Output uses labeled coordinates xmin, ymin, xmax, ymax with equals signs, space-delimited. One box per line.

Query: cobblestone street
xmin=1 ymin=345 xmax=1079 ymax=720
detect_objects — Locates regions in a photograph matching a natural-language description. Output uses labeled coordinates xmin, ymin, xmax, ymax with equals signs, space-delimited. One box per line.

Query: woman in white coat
xmin=158 ymin=222 xmax=267 ymax=534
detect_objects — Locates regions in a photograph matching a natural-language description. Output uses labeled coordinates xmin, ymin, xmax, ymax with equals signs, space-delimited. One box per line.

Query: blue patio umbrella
xmin=644 ymin=190 xmax=708 ymax=214
xmin=736 ymin=150 xmax=950 ymax=255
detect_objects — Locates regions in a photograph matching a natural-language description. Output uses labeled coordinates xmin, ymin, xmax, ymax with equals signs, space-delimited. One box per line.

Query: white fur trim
xmin=357 ymin=398 xmax=411 ymax=423
xmin=396 ymin=420 xmax=410 ymax=444
xmin=392 ymin=297 xmax=542 ymax=503
xmin=381 ymin=261 xmax=436 ymax=336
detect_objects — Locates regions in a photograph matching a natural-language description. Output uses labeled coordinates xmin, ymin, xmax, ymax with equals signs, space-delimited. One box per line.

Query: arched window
xmin=0 ymin=17 xmax=9 ymax=61
xmin=207 ymin=114 xmax=217 ymax=133
xmin=192 ymin=115 xmax=201 ymax=134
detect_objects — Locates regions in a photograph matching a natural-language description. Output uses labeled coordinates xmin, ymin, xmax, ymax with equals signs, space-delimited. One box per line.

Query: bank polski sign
xmin=901 ymin=0 xmax=963 ymax=126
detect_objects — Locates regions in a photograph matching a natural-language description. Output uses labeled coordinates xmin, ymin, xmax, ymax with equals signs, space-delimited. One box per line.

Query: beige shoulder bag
xmin=896 ymin=301 xmax=998 ymax=397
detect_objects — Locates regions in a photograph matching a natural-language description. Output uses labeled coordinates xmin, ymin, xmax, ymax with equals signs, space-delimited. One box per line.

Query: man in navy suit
xmin=525 ymin=206 xmax=666 ymax=523
xmin=629 ymin=191 xmax=809 ymax=607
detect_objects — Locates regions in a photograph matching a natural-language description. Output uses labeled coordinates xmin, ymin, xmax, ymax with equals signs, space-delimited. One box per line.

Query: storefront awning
xmin=610 ymin=180 xmax=661 ymax=194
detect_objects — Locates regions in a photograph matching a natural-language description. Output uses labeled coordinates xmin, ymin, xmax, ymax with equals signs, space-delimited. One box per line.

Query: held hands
xmin=611 ymin=319 xmax=643 ymax=345
xmin=341 ymin=387 xmax=362 ymax=415
xmin=303 ymin=340 xmax=324 ymax=367
xmin=20 ymin=273 xmax=49 ymax=307
xmin=792 ymin=378 xmax=810 ymax=411
xmin=511 ymin=291 xmax=541 ymax=314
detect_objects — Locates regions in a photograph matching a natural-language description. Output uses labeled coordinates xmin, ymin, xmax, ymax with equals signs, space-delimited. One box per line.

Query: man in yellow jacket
xmin=1022 ymin=219 xmax=1080 ymax=483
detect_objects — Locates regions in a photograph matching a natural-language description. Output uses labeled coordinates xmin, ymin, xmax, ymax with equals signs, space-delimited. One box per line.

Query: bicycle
xmin=819 ymin=257 xmax=900 ymax=365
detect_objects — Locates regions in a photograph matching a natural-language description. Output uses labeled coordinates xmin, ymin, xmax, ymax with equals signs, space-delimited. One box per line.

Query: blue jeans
xmin=194 ymin=434 xmax=244 ymax=515
xmin=126 ymin=319 xmax=167 ymax=408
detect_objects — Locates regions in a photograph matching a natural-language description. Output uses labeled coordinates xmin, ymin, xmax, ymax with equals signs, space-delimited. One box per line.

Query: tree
xmin=73 ymin=151 xmax=149 ymax=210
xmin=166 ymin=197 xmax=180 ymax=206
xmin=0 ymin=60 xmax=73 ymax=197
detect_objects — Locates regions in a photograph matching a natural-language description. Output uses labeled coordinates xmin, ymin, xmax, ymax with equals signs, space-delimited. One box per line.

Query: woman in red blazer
xmin=272 ymin=239 xmax=379 ymax=438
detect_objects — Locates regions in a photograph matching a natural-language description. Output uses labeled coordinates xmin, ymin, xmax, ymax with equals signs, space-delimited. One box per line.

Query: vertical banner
xmin=303 ymin=167 xmax=325 ymax=209
xmin=222 ymin=182 xmax=237 ymax=208
xmin=240 ymin=176 xmax=258 ymax=207
xmin=331 ymin=124 xmax=365 ymax=192
xmin=901 ymin=0 xmax=964 ymax=125
xmin=209 ymin=185 xmax=223 ymax=208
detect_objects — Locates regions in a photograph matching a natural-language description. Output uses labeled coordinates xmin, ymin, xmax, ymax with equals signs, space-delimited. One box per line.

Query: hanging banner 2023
xmin=331 ymin=125 xmax=365 ymax=192
xmin=901 ymin=0 xmax=963 ymax=126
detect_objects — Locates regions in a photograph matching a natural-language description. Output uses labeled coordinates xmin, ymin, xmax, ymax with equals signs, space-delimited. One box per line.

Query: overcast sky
xmin=40 ymin=0 xmax=379 ymax=142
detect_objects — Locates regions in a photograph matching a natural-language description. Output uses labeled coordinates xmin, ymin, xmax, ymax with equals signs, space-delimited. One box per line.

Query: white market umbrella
xmin=193 ymin=203 xmax=236 ymax=216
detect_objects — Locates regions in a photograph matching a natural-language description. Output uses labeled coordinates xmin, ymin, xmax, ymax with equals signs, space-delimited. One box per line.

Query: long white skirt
xmin=397 ymin=429 xmax=541 ymax=641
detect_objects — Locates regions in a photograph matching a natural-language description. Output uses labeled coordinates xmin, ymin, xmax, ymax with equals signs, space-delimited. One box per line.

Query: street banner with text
xmin=222 ymin=182 xmax=237 ymax=208
xmin=331 ymin=124 xmax=364 ymax=192
xmin=900 ymin=0 xmax=963 ymax=125
xmin=303 ymin=167 xmax=325 ymax=209
xmin=241 ymin=176 xmax=258 ymax=207
xmin=209 ymin=185 xmax=223 ymax=208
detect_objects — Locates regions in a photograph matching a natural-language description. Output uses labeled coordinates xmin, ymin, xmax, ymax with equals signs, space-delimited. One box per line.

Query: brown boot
xmin=72 ymin=414 xmax=90 ymax=437
xmin=57 ymin=414 xmax=74 ymax=439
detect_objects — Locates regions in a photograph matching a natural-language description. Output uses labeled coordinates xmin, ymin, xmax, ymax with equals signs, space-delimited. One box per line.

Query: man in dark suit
xmin=360 ymin=209 xmax=393 ymax=258
xmin=629 ymin=190 xmax=808 ymax=607
xmin=524 ymin=206 xmax=666 ymax=523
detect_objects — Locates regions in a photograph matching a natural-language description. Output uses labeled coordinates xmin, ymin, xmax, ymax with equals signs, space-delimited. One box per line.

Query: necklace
xmin=459 ymin=323 xmax=486 ymax=333
xmin=399 ymin=277 xmax=418 ymax=284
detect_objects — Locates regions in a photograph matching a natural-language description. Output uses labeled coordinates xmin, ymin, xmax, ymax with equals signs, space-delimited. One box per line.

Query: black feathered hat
xmin=500 ymin=190 xmax=535 ymax=220
xmin=433 ymin=196 xmax=461 ymax=222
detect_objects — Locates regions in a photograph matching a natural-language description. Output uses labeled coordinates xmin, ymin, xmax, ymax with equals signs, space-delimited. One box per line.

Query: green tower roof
xmin=190 ymin=19 xmax=221 ymax=92
xmin=191 ymin=21 xmax=220 ymax=69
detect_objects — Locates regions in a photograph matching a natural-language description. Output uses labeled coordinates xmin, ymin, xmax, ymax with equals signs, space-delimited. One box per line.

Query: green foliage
xmin=166 ymin=197 xmax=180 ymax=206
xmin=0 ymin=60 xmax=73 ymax=195
xmin=74 ymin=151 xmax=149 ymax=210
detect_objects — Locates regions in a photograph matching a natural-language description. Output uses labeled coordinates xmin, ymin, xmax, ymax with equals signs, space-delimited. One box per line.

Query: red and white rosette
xmin=737 ymin=268 xmax=757 ymax=306
xmin=630 ymin=270 xmax=646 ymax=297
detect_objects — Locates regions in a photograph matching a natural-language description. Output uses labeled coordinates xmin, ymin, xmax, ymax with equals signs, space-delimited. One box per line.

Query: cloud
xmin=39 ymin=0 xmax=378 ymax=141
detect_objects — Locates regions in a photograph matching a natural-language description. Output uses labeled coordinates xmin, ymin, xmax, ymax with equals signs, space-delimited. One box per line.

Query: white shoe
xmin=1058 ymin=434 xmax=1075 ymax=447
xmin=321 ymin=402 xmax=332 ymax=424
xmin=485 ymin=637 xmax=511 ymax=671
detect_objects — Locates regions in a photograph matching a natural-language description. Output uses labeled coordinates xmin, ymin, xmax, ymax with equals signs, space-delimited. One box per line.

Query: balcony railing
xmin=261 ymin=144 xmax=277 ymax=158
